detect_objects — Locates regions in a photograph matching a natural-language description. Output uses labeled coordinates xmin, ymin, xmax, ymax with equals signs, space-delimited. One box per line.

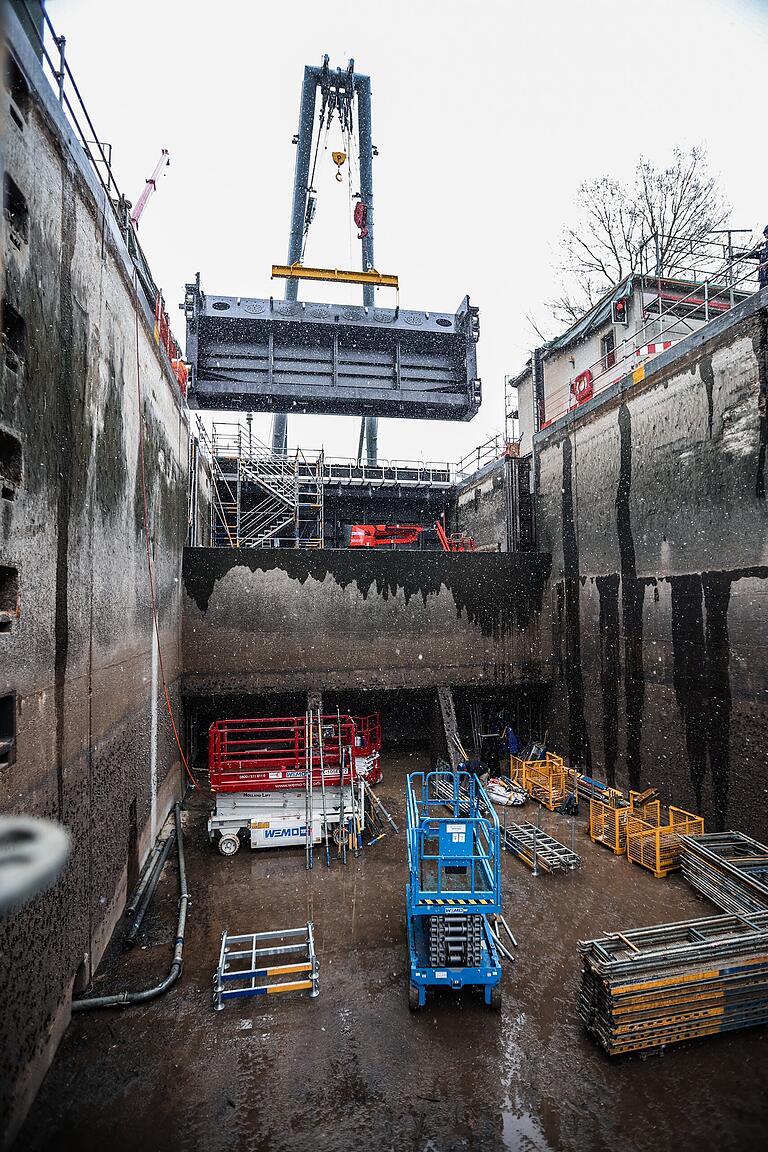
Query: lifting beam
xmin=271 ymin=264 xmax=398 ymax=290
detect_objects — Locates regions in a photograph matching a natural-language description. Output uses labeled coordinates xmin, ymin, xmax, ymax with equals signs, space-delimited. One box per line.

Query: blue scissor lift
xmin=406 ymin=770 xmax=503 ymax=1010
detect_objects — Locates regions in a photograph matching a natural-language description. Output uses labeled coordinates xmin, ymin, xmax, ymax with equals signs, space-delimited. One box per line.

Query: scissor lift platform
xmin=406 ymin=770 xmax=503 ymax=1009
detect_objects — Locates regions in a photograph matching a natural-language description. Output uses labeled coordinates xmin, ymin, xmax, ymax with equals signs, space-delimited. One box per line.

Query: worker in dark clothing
xmin=751 ymin=226 xmax=768 ymax=289
xmin=459 ymin=754 xmax=488 ymax=784
xmin=759 ymin=227 xmax=768 ymax=289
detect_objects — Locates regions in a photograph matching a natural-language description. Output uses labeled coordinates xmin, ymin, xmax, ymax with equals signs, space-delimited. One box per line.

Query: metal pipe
xmin=357 ymin=74 xmax=378 ymax=466
xmin=317 ymin=710 xmax=330 ymax=867
xmin=73 ymin=804 xmax=189 ymax=1010
xmin=273 ymin=66 xmax=318 ymax=456
xmin=125 ymin=829 xmax=176 ymax=947
xmin=125 ymin=828 xmax=166 ymax=918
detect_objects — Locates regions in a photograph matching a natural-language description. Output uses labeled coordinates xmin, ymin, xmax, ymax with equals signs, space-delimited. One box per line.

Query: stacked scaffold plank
xmin=433 ymin=771 xmax=471 ymax=816
xmin=578 ymin=912 xmax=768 ymax=1055
xmin=502 ymin=822 xmax=581 ymax=873
xmin=679 ymin=832 xmax=768 ymax=916
xmin=563 ymin=767 xmax=615 ymax=806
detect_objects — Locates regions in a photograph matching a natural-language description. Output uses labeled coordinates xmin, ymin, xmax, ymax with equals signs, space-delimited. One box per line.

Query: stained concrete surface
xmin=18 ymin=752 xmax=768 ymax=1152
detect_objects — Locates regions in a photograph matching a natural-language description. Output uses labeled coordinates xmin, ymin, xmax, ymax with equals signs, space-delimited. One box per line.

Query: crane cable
xmin=301 ymin=107 xmax=332 ymax=261
xmin=134 ymin=276 xmax=196 ymax=788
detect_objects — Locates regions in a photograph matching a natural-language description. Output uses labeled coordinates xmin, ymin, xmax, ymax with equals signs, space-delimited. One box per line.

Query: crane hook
xmin=332 ymin=150 xmax=347 ymax=183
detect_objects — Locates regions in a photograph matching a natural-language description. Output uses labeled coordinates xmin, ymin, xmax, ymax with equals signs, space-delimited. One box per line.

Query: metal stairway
xmin=202 ymin=420 xmax=324 ymax=549
xmin=238 ymin=453 xmax=298 ymax=547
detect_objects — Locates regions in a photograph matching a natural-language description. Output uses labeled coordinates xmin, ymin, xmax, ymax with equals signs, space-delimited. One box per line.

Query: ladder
xmin=502 ymin=822 xmax=582 ymax=873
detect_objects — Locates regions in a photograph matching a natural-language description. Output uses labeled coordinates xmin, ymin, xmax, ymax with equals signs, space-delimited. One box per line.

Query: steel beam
xmin=273 ymin=65 xmax=318 ymax=456
xmin=357 ymin=73 xmax=377 ymax=465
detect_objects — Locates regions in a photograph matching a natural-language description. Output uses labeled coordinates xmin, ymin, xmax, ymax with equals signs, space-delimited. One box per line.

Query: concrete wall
xmin=535 ymin=287 xmax=768 ymax=840
xmin=182 ymin=549 xmax=552 ymax=697
xmin=454 ymin=460 xmax=508 ymax=551
xmin=0 ymin=14 xmax=190 ymax=1142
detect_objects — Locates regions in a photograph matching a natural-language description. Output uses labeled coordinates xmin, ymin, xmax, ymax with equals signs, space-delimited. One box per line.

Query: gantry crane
xmin=183 ymin=57 xmax=481 ymax=465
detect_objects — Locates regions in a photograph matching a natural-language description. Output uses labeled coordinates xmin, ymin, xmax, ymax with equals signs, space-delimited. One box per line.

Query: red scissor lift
xmin=207 ymin=713 xmax=382 ymax=856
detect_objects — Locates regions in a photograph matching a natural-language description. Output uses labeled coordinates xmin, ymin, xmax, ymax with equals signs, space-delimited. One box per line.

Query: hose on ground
xmin=72 ymin=803 xmax=189 ymax=1011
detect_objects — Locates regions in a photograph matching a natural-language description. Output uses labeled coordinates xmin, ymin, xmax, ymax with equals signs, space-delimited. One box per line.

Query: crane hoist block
xmin=182 ymin=276 xmax=481 ymax=421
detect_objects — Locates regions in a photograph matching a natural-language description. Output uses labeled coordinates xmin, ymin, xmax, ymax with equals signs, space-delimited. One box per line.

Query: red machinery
xmin=434 ymin=519 xmax=476 ymax=553
xmin=349 ymin=524 xmax=424 ymax=548
xmin=349 ymin=522 xmax=475 ymax=552
xmin=208 ymin=713 xmax=382 ymax=793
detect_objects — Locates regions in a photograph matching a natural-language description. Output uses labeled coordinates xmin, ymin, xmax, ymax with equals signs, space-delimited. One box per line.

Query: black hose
xmin=124 ymin=829 xmax=176 ymax=947
xmin=72 ymin=804 xmax=189 ymax=1011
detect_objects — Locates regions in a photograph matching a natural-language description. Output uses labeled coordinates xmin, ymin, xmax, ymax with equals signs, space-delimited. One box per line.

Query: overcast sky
xmin=46 ymin=0 xmax=768 ymax=464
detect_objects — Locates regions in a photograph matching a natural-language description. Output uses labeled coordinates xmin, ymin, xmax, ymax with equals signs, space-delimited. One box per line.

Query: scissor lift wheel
xmin=408 ymin=983 xmax=422 ymax=1012
xmin=218 ymin=833 xmax=240 ymax=857
xmin=489 ymin=984 xmax=502 ymax=1011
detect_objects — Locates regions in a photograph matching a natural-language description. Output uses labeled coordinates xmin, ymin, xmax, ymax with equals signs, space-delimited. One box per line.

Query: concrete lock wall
xmin=454 ymin=460 xmax=509 ymax=552
xmin=0 ymin=15 xmax=190 ymax=1142
xmin=182 ymin=550 xmax=552 ymax=697
xmin=535 ymin=288 xmax=768 ymax=840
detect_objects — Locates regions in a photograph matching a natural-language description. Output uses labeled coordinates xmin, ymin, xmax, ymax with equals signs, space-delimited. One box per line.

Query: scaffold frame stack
xmin=680 ymin=831 xmax=768 ymax=915
xmin=213 ymin=923 xmax=319 ymax=1009
xmin=197 ymin=419 xmax=325 ymax=549
xmin=501 ymin=822 xmax=582 ymax=873
xmin=578 ymin=912 xmax=768 ymax=1055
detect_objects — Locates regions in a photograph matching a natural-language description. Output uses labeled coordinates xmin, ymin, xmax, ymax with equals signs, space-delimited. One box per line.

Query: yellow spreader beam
xmin=271 ymin=263 xmax=399 ymax=289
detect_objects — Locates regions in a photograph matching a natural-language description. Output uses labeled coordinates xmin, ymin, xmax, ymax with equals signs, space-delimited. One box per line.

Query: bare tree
xmin=549 ymin=147 xmax=731 ymax=326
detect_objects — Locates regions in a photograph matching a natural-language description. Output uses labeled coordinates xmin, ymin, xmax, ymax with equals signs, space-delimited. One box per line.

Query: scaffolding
xmin=197 ymin=420 xmax=324 ymax=549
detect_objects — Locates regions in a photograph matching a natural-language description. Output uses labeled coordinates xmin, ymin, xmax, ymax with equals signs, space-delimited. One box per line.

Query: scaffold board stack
xmin=502 ymin=822 xmax=582 ymax=873
xmin=578 ymin=912 xmax=768 ymax=1055
xmin=563 ymin=767 xmax=615 ymax=805
xmin=433 ymin=767 xmax=472 ymax=816
xmin=680 ymin=832 xmax=768 ymax=915
xmin=213 ymin=923 xmax=319 ymax=1009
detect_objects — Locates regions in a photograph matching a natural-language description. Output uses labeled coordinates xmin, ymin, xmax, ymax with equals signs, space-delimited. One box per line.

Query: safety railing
xmin=208 ymin=714 xmax=362 ymax=792
xmin=626 ymin=807 xmax=705 ymax=878
xmin=13 ymin=2 xmax=185 ymax=376
xmin=205 ymin=422 xmax=455 ymax=488
xmin=352 ymin=714 xmax=382 ymax=756
xmin=406 ymin=771 xmax=500 ymax=909
xmin=456 ymin=434 xmax=518 ymax=482
xmin=323 ymin=458 xmax=454 ymax=488
xmin=542 ymin=240 xmax=765 ymax=428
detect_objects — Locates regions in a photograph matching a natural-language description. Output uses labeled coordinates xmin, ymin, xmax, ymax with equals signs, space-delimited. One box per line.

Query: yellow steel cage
xmin=626 ymin=806 xmax=705 ymax=878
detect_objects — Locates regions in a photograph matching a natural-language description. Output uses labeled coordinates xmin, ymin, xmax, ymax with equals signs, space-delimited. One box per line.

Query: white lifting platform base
xmin=208 ymin=783 xmax=364 ymax=856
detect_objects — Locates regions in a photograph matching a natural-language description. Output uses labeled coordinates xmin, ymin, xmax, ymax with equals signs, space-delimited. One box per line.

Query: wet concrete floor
xmin=19 ymin=750 xmax=768 ymax=1152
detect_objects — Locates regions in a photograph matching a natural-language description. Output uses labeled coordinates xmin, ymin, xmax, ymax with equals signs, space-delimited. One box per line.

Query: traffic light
xmin=612 ymin=296 xmax=630 ymax=325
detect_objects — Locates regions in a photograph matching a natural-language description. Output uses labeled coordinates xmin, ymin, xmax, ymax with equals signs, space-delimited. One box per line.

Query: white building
xmin=511 ymin=273 xmax=752 ymax=456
